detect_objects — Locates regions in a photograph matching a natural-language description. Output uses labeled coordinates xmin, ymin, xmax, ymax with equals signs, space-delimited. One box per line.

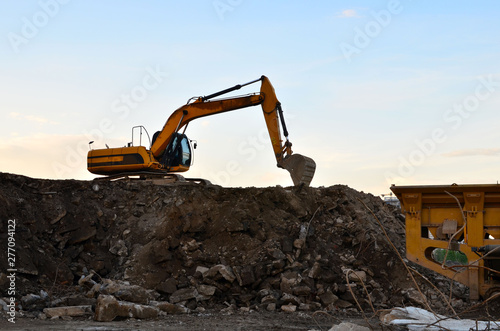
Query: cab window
xmin=166 ymin=134 xmax=191 ymax=167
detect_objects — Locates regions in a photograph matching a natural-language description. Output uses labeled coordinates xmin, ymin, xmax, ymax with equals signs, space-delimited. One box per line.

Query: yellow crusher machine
xmin=87 ymin=76 xmax=316 ymax=186
xmin=391 ymin=184 xmax=500 ymax=299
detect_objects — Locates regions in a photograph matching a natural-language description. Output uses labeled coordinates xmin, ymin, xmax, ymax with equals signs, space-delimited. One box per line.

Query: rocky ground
xmin=0 ymin=172 xmax=497 ymax=330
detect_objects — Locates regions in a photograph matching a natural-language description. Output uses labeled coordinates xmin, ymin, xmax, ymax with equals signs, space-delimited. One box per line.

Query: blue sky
xmin=1 ymin=1 xmax=500 ymax=195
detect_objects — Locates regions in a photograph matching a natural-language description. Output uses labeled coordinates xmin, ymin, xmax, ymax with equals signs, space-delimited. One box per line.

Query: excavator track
xmin=92 ymin=171 xmax=212 ymax=185
xmin=281 ymin=154 xmax=316 ymax=187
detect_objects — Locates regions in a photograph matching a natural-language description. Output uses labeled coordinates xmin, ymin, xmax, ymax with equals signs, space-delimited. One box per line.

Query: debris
xmin=381 ymin=306 xmax=500 ymax=331
xmin=109 ymin=239 xmax=128 ymax=257
xmin=329 ymin=322 xmax=370 ymax=331
xmin=150 ymin=301 xmax=190 ymax=314
xmin=204 ymin=264 xmax=236 ymax=283
xmin=43 ymin=306 xmax=92 ymax=318
xmin=0 ymin=172 xmax=483 ymax=323
xmin=347 ymin=270 xmax=367 ymax=283
xmin=281 ymin=304 xmax=297 ymax=312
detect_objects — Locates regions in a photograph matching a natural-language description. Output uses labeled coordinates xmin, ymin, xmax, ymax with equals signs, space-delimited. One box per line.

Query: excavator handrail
xmin=131 ymin=125 xmax=152 ymax=148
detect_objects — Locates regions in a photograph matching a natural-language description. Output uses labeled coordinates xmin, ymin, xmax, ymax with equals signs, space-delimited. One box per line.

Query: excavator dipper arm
xmin=259 ymin=76 xmax=316 ymax=186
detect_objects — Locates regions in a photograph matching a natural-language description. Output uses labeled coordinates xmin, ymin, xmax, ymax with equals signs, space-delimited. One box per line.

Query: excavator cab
xmin=161 ymin=133 xmax=192 ymax=171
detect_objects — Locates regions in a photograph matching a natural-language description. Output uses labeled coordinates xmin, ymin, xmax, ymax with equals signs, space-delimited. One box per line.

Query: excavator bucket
xmin=280 ymin=154 xmax=316 ymax=186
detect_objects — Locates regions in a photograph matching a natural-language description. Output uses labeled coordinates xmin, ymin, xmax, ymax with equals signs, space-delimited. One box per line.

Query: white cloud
xmin=442 ymin=148 xmax=500 ymax=157
xmin=9 ymin=112 xmax=59 ymax=125
xmin=337 ymin=9 xmax=361 ymax=18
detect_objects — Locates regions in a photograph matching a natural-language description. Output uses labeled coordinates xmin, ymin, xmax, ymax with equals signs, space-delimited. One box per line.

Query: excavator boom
xmin=87 ymin=76 xmax=316 ymax=186
xmin=151 ymin=93 xmax=263 ymax=158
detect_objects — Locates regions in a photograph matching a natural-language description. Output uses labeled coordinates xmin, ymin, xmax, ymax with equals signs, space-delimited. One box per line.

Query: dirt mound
xmin=0 ymin=172 xmax=474 ymax=322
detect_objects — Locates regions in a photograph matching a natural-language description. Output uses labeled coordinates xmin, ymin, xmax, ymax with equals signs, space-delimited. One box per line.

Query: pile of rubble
xmin=0 ymin=173 xmax=471 ymax=322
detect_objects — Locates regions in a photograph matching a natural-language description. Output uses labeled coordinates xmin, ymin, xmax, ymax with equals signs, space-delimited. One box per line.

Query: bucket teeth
xmin=281 ymin=154 xmax=316 ymax=186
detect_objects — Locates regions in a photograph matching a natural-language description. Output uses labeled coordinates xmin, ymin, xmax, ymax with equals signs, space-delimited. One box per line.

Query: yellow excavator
xmin=87 ymin=76 xmax=316 ymax=186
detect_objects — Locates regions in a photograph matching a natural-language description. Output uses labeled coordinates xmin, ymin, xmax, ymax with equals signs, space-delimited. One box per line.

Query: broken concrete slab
xmin=150 ymin=301 xmax=190 ymax=314
xmin=197 ymin=284 xmax=216 ymax=297
xmin=329 ymin=322 xmax=370 ymax=331
xmin=43 ymin=305 xmax=93 ymax=318
xmin=281 ymin=304 xmax=297 ymax=312
xmin=94 ymin=295 xmax=159 ymax=322
xmin=97 ymin=279 xmax=154 ymax=304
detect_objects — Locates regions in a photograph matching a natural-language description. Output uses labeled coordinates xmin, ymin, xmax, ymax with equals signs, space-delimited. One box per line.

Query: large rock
xmin=319 ymin=290 xmax=339 ymax=306
xmin=156 ymin=277 xmax=177 ymax=295
xmin=98 ymin=280 xmax=154 ymax=304
xmin=203 ymin=265 xmax=236 ymax=282
xmin=94 ymin=295 xmax=159 ymax=322
xmin=197 ymin=284 xmax=216 ymax=297
xmin=403 ymin=288 xmax=428 ymax=307
xmin=280 ymin=271 xmax=300 ymax=293
xmin=292 ymin=285 xmax=312 ymax=297
xmin=169 ymin=288 xmax=199 ymax=304
xmin=234 ymin=265 xmax=255 ymax=286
